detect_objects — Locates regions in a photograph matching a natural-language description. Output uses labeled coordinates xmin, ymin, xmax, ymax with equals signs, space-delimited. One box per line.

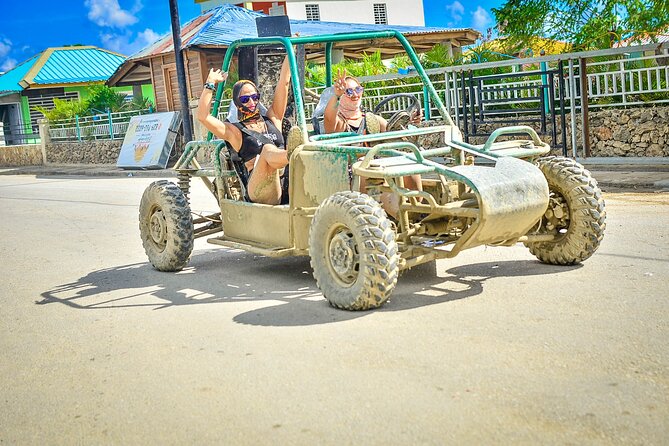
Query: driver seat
xmin=311 ymin=87 xmax=335 ymax=135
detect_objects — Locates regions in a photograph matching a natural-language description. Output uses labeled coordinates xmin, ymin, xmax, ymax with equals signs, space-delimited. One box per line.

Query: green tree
xmin=492 ymin=0 xmax=669 ymax=50
xmin=86 ymin=84 xmax=127 ymax=113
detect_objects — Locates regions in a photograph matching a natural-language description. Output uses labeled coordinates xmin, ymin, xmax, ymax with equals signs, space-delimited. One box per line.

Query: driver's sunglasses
xmin=345 ymin=86 xmax=364 ymax=97
xmin=239 ymin=93 xmax=260 ymax=104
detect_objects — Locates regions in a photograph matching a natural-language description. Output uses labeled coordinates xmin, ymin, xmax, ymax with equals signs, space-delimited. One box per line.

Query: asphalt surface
xmin=0 ymin=176 xmax=667 ymax=444
xmin=1 ymin=157 xmax=668 ymax=191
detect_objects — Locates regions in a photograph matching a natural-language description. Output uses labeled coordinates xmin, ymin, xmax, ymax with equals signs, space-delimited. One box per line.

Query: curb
xmin=1 ymin=163 xmax=668 ymax=191
xmin=0 ymin=166 xmax=176 ymax=178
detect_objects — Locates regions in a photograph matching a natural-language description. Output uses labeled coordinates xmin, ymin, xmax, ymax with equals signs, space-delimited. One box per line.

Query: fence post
xmin=540 ymin=59 xmax=550 ymax=115
xmin=38 ymin=118 xmax=49 ymax=164
xmin=75 ymin=115 xmax=82 ymax=141
xmin=443 ymin=72 xmax=451 ymax=119
xmin=423 ymin=85 xmax=431 ymax=121
xmin=568 ymin=59 xmax=578 ymax=158
xmin=579 ymin=57 xmax=591 ymax=157
xmin=620 ymin=59 xmax=627 ymax=107
xmin=108 ymin=108 xmax=114 ymax=139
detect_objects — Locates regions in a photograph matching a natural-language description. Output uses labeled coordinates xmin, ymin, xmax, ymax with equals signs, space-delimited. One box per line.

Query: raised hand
xmin=207 ymin=68 xmax=228 ymax=84
xmin=333 ymin=68 xmax=347 ymax=98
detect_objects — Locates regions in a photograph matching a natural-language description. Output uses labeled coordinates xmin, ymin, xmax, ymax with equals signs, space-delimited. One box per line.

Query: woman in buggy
xmin=196 ymin=56 xmax=291 ymax=205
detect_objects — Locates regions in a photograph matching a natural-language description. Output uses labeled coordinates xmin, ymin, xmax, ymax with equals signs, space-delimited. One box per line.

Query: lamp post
xmin=168 ymin=0 xmax=193 ymax=142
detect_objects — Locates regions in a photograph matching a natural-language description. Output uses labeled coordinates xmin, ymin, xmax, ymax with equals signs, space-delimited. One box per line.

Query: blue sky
xmin=0 ymin=0 xmax=504 ymax=73
xmin=424 ymin=0 xmax=503 ymax=31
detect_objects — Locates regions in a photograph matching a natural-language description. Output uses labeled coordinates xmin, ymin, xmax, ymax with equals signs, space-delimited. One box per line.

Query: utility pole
xmin=168 ymin=0 xmax=193 ymax=142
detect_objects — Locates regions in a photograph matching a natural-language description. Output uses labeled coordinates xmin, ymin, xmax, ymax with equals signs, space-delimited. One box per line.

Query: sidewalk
xmin=1 ymin=157 xmax=668 ymax=191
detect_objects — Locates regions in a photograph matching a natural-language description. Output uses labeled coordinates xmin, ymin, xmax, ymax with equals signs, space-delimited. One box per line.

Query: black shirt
xmin=232 ymin=116 xmax=285 ymax=163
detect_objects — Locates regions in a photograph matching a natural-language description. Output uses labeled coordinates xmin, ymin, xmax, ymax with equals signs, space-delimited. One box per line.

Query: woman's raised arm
xmin=197 ymin=69 xmax=230 ymax=139
xmin=268 ymin=54 xmax=292 ymax=124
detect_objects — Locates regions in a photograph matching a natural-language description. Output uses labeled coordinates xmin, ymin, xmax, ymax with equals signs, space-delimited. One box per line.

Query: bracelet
xmin=204 ymin=82 xmax=216 ymax=91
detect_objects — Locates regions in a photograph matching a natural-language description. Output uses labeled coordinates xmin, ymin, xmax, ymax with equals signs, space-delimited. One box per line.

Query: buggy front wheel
xmin=525 ymin=156 xmax=606 ymax=265
xmin=139 ymin=180 xmax=194 ymax=271
xmin=309 ymin=191 xmax=399 ymax=310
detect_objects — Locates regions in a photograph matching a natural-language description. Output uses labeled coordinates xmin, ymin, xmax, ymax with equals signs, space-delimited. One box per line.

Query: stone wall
xmin=588 ymin=107 xmax=668 ymax=157
xmin=462 ymin=105 xmax=669 ymax=157
xmin=45 ymin=140 xmax=123 ymax=164
xmin=0 ymin=144 xmax=43 ymax=166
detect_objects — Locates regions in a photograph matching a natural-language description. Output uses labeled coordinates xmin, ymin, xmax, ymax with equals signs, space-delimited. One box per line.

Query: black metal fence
xmin=0 ymin=123 xmax=40 ymax=146
xmin=457 ymin=62 xmax=568 ymax=154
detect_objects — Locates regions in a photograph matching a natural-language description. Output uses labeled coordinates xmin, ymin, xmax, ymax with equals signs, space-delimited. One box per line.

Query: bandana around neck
xmin=338 ymin=94 xmax=362 ymax=121
xmin=232 ymin=80 xmax=261 ymax=122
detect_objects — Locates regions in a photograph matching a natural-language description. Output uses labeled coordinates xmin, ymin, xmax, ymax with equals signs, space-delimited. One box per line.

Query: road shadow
xmin=37 ymin=248 xmax=581 ymax=326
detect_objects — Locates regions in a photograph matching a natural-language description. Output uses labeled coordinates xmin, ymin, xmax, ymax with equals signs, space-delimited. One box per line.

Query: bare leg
xmin=360 ymin=174 xmax=422 ymax=219
xmin=247 ymin=144 xmax=288 ymax=205
xmin=404 ymin=174 xmax=423 ymax=192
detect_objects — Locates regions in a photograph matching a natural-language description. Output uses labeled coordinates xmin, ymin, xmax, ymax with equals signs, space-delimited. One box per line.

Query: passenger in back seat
xmin=322 ymin=70 xmax=424 ymax=218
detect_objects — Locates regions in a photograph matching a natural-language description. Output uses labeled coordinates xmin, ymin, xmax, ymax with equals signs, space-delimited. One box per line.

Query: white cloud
xmin=0 ymin=38 xmax=12 ymax=58
xmin=446 ymin=1 xmax=464 ymax=22
xmin=1 ymin=58 xmax=17 ymax=72
xmin=137 ymin=28 xmax=160 ymax=45
xmin=100 ymin=28 xmax=161 ymax=55
xmin=472 ymin=6 xmax=493 ymax=32
xmin=85 ymin=0 xmax=141 ymax=28
xmin=0 ymin=38 xmax=15 ymax=72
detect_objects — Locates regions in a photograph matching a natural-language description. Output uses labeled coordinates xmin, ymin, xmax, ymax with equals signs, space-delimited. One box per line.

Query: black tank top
xmin=233 ymin=117 xmax=285 ymax=162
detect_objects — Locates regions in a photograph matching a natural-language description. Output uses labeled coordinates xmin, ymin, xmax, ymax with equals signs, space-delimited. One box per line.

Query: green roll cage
xmin=209 ymin=30 xmax=455 ymax=137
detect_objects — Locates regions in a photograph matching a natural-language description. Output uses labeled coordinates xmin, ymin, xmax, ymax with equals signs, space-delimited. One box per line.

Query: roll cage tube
xmin=207 ymin=30 xmax=454 ymax=142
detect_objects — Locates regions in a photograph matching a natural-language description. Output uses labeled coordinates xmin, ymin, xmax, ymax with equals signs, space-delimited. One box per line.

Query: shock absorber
xmin=177 ymin=171 xmax=191 ymax=201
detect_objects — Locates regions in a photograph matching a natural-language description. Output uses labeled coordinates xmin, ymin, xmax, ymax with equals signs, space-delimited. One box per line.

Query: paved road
xmin=1 ymin=175 xmax=667 ymax=445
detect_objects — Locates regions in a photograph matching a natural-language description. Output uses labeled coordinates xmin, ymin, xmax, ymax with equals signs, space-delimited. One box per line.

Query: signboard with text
xmin=117 ymin=111 xmax=182 ymax=169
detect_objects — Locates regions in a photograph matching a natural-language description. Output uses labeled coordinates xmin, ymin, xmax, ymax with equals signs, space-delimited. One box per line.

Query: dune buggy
xmin=139 ymin=30 xmax=606 ymax=310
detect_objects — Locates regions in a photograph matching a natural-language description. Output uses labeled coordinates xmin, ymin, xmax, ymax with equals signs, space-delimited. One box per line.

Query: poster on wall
xmin=116 ymin=111 xmax=182 ymax=169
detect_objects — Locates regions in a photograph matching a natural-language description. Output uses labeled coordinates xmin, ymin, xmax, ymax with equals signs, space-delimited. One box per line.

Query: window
xmin=373 ymin=3 xmax=387 ymax=25
xmin=305 ymin=4 xmax=320 ymax=21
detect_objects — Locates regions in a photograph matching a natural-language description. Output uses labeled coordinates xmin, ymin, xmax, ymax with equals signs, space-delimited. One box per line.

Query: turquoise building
xmin=0 ymin=46 xmax=154 ymax=145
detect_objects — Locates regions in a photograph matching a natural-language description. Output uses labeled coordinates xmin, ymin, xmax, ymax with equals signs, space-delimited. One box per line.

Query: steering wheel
xmin=372 ymin=93 xmax=421 ymax=132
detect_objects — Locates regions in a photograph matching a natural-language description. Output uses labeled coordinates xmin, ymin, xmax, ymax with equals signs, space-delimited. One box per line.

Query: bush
xmin=33 ymin=98 xmax=89 ymax=122
xmin=33 ymin=84 xmax=153 ymax=122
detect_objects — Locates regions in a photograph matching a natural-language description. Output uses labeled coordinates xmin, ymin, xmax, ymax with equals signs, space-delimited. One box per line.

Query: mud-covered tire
xmin=139 ymin=180 xmax=194 ymax=271
xmin=309 ymin=191 xmax=399 ymax=310
xmin=525 ymin=156 xmax=606 ymax=265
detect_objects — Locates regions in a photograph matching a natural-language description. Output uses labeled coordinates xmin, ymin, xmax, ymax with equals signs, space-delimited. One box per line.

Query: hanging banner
xmin=117 ymin=111 xmax=182 ymax=169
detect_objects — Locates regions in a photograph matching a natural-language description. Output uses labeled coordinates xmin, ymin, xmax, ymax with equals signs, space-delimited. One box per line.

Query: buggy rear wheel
xmin=525 ymin=156 xmax=606 ymax=265
xmin=309 ymin=191 xmax=399 ymax=310
xmin=139 ymin=180 xmax=194 ymax=271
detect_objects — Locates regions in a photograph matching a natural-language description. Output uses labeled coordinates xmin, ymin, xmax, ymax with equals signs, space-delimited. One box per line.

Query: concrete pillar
xmin=332 ymin=49 xmax=344 ymax=65
xmin=38 ymin=118 xmax=49 ymax=164
xmin=441 ymin=40 xmax=454 ymax=59
xmin=190 ymin=98 xmax=207 ymax=141
xmin=132 ymin=85 xmax=143 ymax=100
xmin=0 ymin=122 xmax=5 ymax=147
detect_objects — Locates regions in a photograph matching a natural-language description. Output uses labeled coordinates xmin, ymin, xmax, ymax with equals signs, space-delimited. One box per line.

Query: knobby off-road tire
xmin=525 ymin=156 xmax=606 ymax=265
xmin=139 ymin=180 xmax=194 ymax=271
xmin=309 ymin=191 xmax=399 ymax=310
